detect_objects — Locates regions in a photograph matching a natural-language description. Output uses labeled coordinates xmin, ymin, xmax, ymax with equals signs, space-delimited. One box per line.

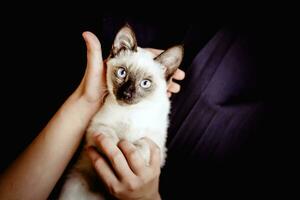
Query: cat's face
xmin=106 ymin=25 xmax=183 ymax=106
xmin=110 ymin=64 xmax=156 ymax=105
xmin=107 ymin=48 xmax=164 ymax=105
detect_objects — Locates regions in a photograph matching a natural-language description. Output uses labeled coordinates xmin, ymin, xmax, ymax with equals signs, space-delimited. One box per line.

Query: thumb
xmin=82 ymin=32 xmax=104 ymax=97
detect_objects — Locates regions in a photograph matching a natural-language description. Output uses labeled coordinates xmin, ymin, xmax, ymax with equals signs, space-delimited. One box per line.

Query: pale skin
xmin=0 ymin=32 xmax=185 ymax=200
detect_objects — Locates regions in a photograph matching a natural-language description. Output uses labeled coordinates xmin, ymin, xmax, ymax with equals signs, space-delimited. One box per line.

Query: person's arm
xmin=0 ymin=32 xmax=104 ymax=200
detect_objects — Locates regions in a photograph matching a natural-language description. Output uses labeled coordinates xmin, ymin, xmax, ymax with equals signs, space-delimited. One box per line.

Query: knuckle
xmin=140 ymin=174 xmax=150 ymax=183
xmin=93 ymin=158 xmax=103 ymax=169
xmin=175 ymin=84 xmax=181 ymax=91
xmin=125 ymin=180 xmax=139 ymax=192
xmin=118 ymin=140 xmax=131 ymax=151
xmin=155 ymin=167 xmax=161 ymax=176
xmin=111 ymin=150 xmax=122 ymax=165
xmin=168 ymin=82 xmax=174 ymax=89
xmin=109 ymin=184 xmax=122 ymax=196
xmin=153 ymin=145 xmax=161 ymax=154
xmin=145 ymin=168 xmax=160 ymax=181
xmin=128 ymin=149 xmax=139 ymax=160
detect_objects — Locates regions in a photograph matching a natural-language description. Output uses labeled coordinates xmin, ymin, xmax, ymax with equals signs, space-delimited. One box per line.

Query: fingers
xmin=87 ymin=135 xmax=161 ymax=199
xmin=93 ymin=134 xmax=134 ymax=180
xmin=167 ymin=69 xmax=185 ymax=97
xmin=168 ymin=82 xmax=181 ymax=93
xmin=86 ymin=147 xmax=119 ymax=188
xmin=173 ymin=68 xmax=185 ymax=80
xmin=82 ymin=31 xmax=103 ymax=69
xmin=118 ymin=140 xmax=147 ymax=176
xmin=119 ymin=138 xmax=161 ymax=182
xmin=82 ymin=32 xmax=104 ymax=99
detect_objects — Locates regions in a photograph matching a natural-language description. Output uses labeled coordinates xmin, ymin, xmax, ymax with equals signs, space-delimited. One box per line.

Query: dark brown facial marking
xmin=116 ymin=79 xmax=137 ymax=104
xmin=111 ymin=67 xmax=156 ymax=105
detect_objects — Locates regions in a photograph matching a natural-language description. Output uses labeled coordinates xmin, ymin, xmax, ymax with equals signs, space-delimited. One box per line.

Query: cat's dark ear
xmin=111 ymin=24 xmax=137 ymax=56
xmin=155 ymin=45 xmax=184 ymax=80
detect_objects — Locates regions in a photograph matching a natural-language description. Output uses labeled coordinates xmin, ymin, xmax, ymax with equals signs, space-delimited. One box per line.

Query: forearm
xmin=0 ymin=94 xmax=99 ymax=200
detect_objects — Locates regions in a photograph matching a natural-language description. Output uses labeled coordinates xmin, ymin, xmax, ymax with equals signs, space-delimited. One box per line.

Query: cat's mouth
xmin=116 ymin=97 xmax=139 ymax=106
xmin=115 ymin=87 xmax=140 ymax=105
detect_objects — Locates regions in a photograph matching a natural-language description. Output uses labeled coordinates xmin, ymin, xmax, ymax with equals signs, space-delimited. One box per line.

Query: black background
xmin=0 ymin=6 xmax=92 ymax=171
xmin=0 ymin=4 xmax=241 ymax=170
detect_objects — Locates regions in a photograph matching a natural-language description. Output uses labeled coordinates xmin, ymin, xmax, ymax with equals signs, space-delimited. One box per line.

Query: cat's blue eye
xmin=117 ymin=67 xmax=126 ymax=78
xmin=140 ymin=79 xmax=151 ymax=88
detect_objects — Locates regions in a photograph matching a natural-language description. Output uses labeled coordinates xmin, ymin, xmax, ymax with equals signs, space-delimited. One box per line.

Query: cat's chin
xmin=116 ymin=98 xmax=139 ymax=106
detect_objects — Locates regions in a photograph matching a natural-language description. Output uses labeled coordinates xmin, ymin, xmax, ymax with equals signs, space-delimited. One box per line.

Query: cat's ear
xmin=111 ymin=24 xmax=137 ymax=56
xmin=155 ymin=45 xmax=184 ymax=80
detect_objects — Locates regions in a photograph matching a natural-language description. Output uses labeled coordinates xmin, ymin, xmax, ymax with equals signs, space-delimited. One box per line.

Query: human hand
xmin=70 ymin=32 xmax=106 ymax=113
xmin=145 ymin=48 xmax=185 ymax=97
xmin=86 ymin=134 xmax=161 ymax=200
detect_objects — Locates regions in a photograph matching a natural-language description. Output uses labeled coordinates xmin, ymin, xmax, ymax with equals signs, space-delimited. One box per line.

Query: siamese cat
xmin=59 ymin=25 xmax=183 ymax=200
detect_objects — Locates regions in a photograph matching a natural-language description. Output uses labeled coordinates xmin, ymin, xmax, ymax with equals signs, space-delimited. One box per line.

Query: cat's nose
xmin=123 ymin=91 xmax=132 ymax=99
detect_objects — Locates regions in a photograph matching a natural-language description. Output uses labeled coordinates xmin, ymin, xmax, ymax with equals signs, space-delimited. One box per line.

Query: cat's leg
xmin=58 ymin=171 xmax=104 ymax=200
xmin=58 ymin=152 xmax=105 ymax=200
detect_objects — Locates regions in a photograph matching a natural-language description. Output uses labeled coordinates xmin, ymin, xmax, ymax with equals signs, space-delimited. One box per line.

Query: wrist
xmin=151 ymin=192 xmax=161 ymax=200
xmin=64 ymin=93 xmax=101 ymax=121
xmin=137 ymin=191 xmax=161 ymax=200
xmin=50 ymin=93 xmax=101 ymax=137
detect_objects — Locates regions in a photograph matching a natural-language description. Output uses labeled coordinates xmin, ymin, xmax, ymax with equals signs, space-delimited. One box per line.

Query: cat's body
xmin=59 ymin=25 xmax=183 ymax=200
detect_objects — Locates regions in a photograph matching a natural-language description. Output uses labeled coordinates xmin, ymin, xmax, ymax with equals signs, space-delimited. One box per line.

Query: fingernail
xmin=93 ymin=133 xmax=102 ymax=139
xmin=140 ymin=137 xmax=148 ymax=142
xmin=82 ymin=31 xmax=89 ymax=39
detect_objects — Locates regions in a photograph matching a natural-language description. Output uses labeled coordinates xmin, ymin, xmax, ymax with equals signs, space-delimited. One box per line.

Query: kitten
xmin=58 ymin=25 xmax=183 ymax=200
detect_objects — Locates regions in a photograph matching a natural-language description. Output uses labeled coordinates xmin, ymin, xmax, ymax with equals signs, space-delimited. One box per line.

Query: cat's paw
xmin=133 ymin=138 xmax=151 ymax=166
xmin=86 ymin=127 xmax=119 ymax=147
